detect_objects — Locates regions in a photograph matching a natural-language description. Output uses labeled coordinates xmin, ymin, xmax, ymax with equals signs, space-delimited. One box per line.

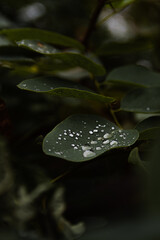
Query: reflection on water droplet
xmin=89 ymin=131 xmax=93 ymax=134
xmin=146 ymin=107 xmax=150 ymax=111
xmin=98 ymin=137 xmax=103 ymax=140
xmin=110 ymin=140 xmax=118 ymax=146
xmin=111 ymin=127 xmax=115 ymax=130
xmin=103 ymin=140 xmax=109 ymax=144
xmin=22 ymin=83 xmax=27 ymax=87
xmin=48 ymin=149 xmax=51 ymax=152
xmin=91 ymin=141 xmax=97 ymax=145
xmin=104 ymin=133 xmax=112 ymax=139
xmin=83 ymin=150 xmax=96 ymax=158
xmin=96 ymin=147 xmax=101 ymax=150
xmin=82 ymin=145 xmax=91 ymax=151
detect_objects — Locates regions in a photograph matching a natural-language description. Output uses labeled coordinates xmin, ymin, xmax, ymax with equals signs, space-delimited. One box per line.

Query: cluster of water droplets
xmin=45 ymin=119 xmax=135 ymax=159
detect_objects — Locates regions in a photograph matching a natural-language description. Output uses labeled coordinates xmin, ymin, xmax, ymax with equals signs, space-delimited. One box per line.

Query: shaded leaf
xmin=0 ymin=28 xmax=84 ymax=51
xmin=17 ymin=77 xmax=115 ymax=103
xmin=42 ymin=114 xmax=139 ymax=162
xmin=16 ymin=40 xmax=105 ymax=75
xmin=106 ymin=65 xmax=160 ymax=88
xmin=121 ymin=87 xmax=160 ymax=113
xmin=136 ymin=116 xmax=160 ymax=140
xmin=108 ymin=0 xmax=136 ymax=9
xmin=128 ymin=147 xmax=148 ymax=172
xmin=96 ymin=38 xmax=153 ymax=56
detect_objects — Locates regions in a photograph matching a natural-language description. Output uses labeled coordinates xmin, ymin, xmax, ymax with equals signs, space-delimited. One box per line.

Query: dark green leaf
xmin=136 ymin=116 xmax=160 ymax=140
xmin=96 ymin=38 xmax=153 ymax=56
xmin=0 ymin=28 xmax=84 ymax=51
xmin=42 ymin=114 xmax=139 ymax=162
xmin=17 ymin=77 xmax=115 ymax=103
xmin=121 ymin=87 xmax=160 ymax=113
xmin=106 ymin=65 xmax=160 ymax=88
xmin=128 ymin=147 xmax=148 ymax=172
xmin=16 ymin=40 xmax=105 ymax=75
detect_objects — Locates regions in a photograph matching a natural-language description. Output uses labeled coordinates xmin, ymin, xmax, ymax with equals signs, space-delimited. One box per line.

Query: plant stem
xmin=82 ymin=0 xmax=107 ymax=49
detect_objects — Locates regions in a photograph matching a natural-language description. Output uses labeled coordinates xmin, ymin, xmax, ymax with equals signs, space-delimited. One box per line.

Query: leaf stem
xmin=82 ymin=0 xmax=107 ymax=49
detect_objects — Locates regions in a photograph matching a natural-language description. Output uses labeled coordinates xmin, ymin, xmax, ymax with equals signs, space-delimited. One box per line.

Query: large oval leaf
xmin=16 ymin=40 xmax=105 ymax=76
xmin=17 ymin=77 xmax=115 ymax=103
xmin=106 ymin=65 xmax=160 ymax=88
xmin=42 ymin=114 xmax=139 ymax=162
xmin=121 ymin=87 xmax=160 ymax=113
xmin=136 ymin=116 xmax=160 ymax=140
xmin=0 ymin=28 xmax=84 ymax=51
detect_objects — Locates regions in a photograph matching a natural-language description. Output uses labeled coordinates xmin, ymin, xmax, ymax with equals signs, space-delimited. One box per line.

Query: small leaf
xmin=136 ymin=116 xmax=160 ymax=140
xmin=0 ymin=28 xmax=84 ymax=51
xmin=128 ymin=147 xmax=149 ymax=173
xmin=121 ymin=87 xmax=160 ymax=113
xmin=42 ymin=114 xmax=139 ymax=162
xmin=106 ymin=65 xmax=160 ymax=88
xmin=17 ymin=77 xmax=115 ymax=103
xmin=16 ymin=40 xmax=105 ymax=75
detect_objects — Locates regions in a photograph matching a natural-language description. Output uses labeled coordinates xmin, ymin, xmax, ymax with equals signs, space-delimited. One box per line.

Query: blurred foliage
xmin=0 ymin=0 xmax=160 ymax=239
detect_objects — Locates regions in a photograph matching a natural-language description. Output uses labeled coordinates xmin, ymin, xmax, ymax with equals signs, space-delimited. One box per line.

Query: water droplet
xmin=76 ymin=133 xmax=80 ymax=136
xmin=96 ymin=147 xmax=101 ymax=150
xmin=22 ymin=83 xmax=27 ymax=87
xmin=146 ymin=107 xmax=150 ymax=111
xmin=98 ymin=137 xmax=103 ymax=140
xmin=58 ymin=137 xmax=61 ymax=140
xmin=89 ymin=131 xmax=93 ymax=134
xmin=55 ymin=151 xmax=61 ymax=155
xmin=46 ymin=140 xmax=48 ymax=143
xmin=83 ymin=150 xmax=96 ymax=158
xmin=75 ymin=137 xmax=78 ymax=140
xmin=48 ymin=149 xmax=51 ymax=152
xmin=82 ymin=145 xmax=91 ymax=151
xmin=93 ymin=129 xmax=98 ymax=133
xmin=64 ymin=132 xmax=67 ymax=136
xmin=101 ymin=129 xmax=104 ymax=132
xmin=103 ymin=140 xmax=109 ymax=144
xmin=69 ymin=134 xmax=74 ymax=137
xmin=111 ymin=127 xmax=115 ymax=130
xmin=110 ymin=140 xmax=118 ymax=146
xmin=71 ymin=144 xmax=75 ymax=147
xmin=74 ymin=146 xmax=78 ymax=150
xmin=91 ymin=141 xmax=97 ymax=145
xmin=104 ymin=133 xmax=112 ymax=139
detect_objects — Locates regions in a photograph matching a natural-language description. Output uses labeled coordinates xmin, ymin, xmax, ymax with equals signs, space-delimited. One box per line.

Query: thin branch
xmin=82 ymin=0 xmax=107 ymax=49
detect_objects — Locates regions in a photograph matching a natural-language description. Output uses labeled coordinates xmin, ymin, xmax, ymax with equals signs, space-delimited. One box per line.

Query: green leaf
xmin=128 ymin=147 xmax=149 ymax=173
xmin=136 ymin=116 xmax=160 ymax=140
xmin=15 ymin=40 xmax=105 ymax=75
xmin=121 ymin=87 xmax=160 ymax=113
xmin=96 ymin=38 xmax=153 ymax=56
xmin=0 ymin=28 xmax=84 ymax=51
xmin=17 ymin=40 xmax=59 ymax=55
xmin=106 ymin=65 xmax=160 ymax=88
xmin=42 ymin=114 xmax=139 ymax=162
xmin=108 ymin=0 xmax=136 ymax=9
xmin=17 ymin=77 xmax=115 ymax=103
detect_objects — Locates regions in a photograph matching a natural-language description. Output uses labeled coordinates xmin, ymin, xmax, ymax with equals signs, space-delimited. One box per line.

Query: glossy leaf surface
xmin=43 ymin=114 xmax=139 ymax=162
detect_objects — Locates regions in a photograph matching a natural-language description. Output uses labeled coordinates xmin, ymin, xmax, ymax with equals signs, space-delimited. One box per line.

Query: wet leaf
xmin=16 ymin=40 xmax=105 ymax=75
xmin=17 ymin=77 xmax=115 ymax=103
xmin=16 ymin=39 xmax=59 ymax=55
xmin=106 ymin=65 xmax=160 ymax=88
xmin=42 ymin=114 xmax=139 ymax=162
xmin=0 ymin=28 xmax=84 ymax=51
xmin=136 ymin=116 xmax=160 ymax=140
xmin=121 ymin=87 xmax=160 ymax=113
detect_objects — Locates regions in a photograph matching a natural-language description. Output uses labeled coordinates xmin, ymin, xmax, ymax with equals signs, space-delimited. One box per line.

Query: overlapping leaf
xmin=136 ymin=116 xmax=160 ymax=140
xmin=16 ymin=39 xmax=105 ymax=75
xmin=121 ymin=87 xmax=160 ymax=113
xmin=106 ymin=65 xmax=160 ymax=88
xmin=18 ymin=77 xmax=115 ymax=103
xmin=0 ymin=28 xmax=84 ymax=51
xmin=43 ymin=114 xmax=139 ymax=162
